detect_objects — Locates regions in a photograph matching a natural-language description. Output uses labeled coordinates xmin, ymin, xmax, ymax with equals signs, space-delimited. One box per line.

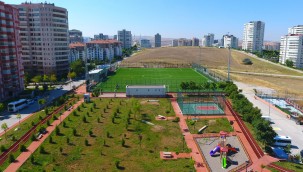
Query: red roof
xmin=88 ymin=39 xmax=121 ymax=44
xmin=69 ymin=42 xmax=85 ymax=48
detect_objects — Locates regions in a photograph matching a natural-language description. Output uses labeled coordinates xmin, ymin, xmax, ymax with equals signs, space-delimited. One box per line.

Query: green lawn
xmin=186 ymin=118 xmax=233 ymax=134
xmin=97 ymin=68 xmax=209 ymax=92
xmin=270 ymin=162 xmax=303 ymax=172
xmin=19 ymin=98 xmax=195 ymax=171
xmin=0 ymin=96 xmax=76 ymax=171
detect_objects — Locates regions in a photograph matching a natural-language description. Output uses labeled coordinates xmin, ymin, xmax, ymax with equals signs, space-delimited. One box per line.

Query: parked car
xmin=27 ymin=99 xmax=35 ymax=104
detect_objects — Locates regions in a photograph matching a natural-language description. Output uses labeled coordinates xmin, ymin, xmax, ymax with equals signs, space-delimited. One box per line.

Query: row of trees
xmin=220 ymin=81 xmax=276 ymax=146
xmin=180 ymin=81 xmax=217 ymax=90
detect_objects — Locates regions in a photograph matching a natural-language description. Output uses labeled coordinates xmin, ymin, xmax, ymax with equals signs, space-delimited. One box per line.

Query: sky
xmin=7 ymin=0 xmax=303 ymax=41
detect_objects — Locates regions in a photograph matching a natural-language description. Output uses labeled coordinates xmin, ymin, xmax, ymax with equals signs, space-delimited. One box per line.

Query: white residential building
xmin=69 ymin=42 xmax=85 ymax=62
xmin=242 ymin=21 xmax=265 ymax=52
xmin=279 ymin=25 xmax=303 ymax=68
xmin=86 ymin=40 xmax=122 ymax=62
xmin=202 ymin=33 xmax=214 ymax=47
xmin=221 ymin=35 xmax=238 ymax=48
xmin=140 ymin=39 xmax=151 ymax=48
xmin=288 ymin=25 xmax=303 ymax=34
xmin=118 ymin=29 xmax=132 ymax=49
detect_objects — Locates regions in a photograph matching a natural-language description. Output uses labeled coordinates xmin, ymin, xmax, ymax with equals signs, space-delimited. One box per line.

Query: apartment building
xmin=202 ymin=33 xmax=214 ymax=47
xmin=69 ymin=29 xmax=83 ymax=43
xmin=221 ymin=35 xmax=238 ymax=48
xmin=69 ymin=42 xmax=85 ymax=62
xmin=264 ymin=42 xmax=280 ymax=51
xmin=140 ymin=39 xmax=151 ymax=48
xmin=192 ymin=37 xmax=199 ymax=46
xmin=13 ymin=2 xmax=69 ymax=76
xmin=94 ymin=33 xmax=109 ymax=40
xmin=155 ymin=33 xmax=161 ymax=47
xmin=118 ymin=29 xmax=132 ymax=49
xmin=242 ymin=21 xmax=265 ymax=52
xmin=279 ymin=25 xmax=303 ymax=68
xmin=0 ymin=2 xmax=24 ymax=100
xmin=172 ymin=39 xmax=178 ymax=47
xmin=86 ymin=40 xmax=122 ymax=62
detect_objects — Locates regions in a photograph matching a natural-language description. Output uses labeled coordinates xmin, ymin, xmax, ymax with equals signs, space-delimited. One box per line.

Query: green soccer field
xmin=97 ymin=68 xmax=209 ymax=92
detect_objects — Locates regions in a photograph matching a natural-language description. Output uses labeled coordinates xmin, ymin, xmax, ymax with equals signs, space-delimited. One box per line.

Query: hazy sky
xmin=7 ymin=0 xmax=303 ymax=41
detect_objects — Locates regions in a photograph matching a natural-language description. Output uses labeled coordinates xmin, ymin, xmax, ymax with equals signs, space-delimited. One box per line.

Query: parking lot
xmin=235 ymin=82 xmax=303 ymax=155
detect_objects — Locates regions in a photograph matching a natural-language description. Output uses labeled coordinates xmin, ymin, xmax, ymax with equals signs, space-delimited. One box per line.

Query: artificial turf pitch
xmin=97 ymin=68 xmax=209 ymax=92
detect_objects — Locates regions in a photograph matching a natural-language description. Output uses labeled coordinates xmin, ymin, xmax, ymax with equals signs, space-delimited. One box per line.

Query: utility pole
xmin=227 ymin=44 xmax=231 ymax=81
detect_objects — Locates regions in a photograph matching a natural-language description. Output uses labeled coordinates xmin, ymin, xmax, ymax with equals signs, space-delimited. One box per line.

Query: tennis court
xmin=180 ymin=102 xmax=225 ymax=115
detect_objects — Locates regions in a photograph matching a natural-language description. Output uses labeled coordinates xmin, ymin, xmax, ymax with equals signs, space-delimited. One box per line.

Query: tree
xmin=31 ymin=75 xmax=42 ymax=85
xmin=43 ymin=74 xmax=49 ymax=83
xmin=67 ymin=71 xmax=76 ymax=80
xmin=16 ymin=113 xmax=21 ymax=128
xmin=1 ymin=123 xmax=8 ymax=140
xmin=38 ymin=99 xmax=46 ymax=110
xmin=70 ymin=59 xmax=85 ymax=76
xmin=285 ymin=59 xmax=294 ymax=67
xmin=0 ymin=103 xmax=4 ymax=113
xmin=50 ymin=74 xmax=57 ymax=86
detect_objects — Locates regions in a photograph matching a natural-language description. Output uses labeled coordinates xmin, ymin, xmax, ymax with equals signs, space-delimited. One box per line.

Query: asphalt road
xmin=235 ymin=81 xmax=303 ymax=155
xmin=0 ymin=80 xmax=85 ymax=133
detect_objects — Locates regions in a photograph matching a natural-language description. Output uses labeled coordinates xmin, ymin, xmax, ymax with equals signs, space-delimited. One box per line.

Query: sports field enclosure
xmin=97 ymin=68 xmax=210 ymax=92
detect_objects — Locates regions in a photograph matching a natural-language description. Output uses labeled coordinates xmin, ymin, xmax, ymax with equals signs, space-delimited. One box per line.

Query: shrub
xmin=63 ymin=121 xmax=67 ymax=128
xmin=20 ymin=145 xmax=27 ymax=152
xmin=89 ymin=129 xmax=93 ymax=137
xmin=0 ymin=145 xmax=6 ymax=152
xmin=77 ymin=106 xmax=81 ymax=111
xmin=47 ymin=120 xmax=51 ymax=126
xmin=90 ymin=107 xmax=93 ymax=112
xmin=83 ymin=116 xmax=87 ymax=123
xmin=115 ymin=160 xmax=120 ymax=169
xmin=85 ymin=139 xmax=89 ymax=146
xmin=39 ymin=115 xmax=42 ymax=120
xmin=31 ymin=121 xmax=35 ymax=126
xmin=9 ymin=154 xmax=15 ymax=163
xmin=73 ymin=128 xmax=77 ymax=136
xmin=242 ymin=58 xmax=253 ymax=65
xmin=11 ymin=135 xmax=16 ymax=141
xmin=55 ymin=127 xmax=60 ymax=136
xmin=111 ymin=117 xmax=115 ymax=124
xmin=49 ymin=136 xmax=53 ymax=143
xmin=93 ymin=103 xmax=96 ymax=108
xmin=172 ymin=117 xmax=180 ymax=122
xmin=59 ymin=147 xmax=63 ymax=154
xmin=107 ymin=131 xmax=110 ymax=138
xmin=165 ymin=110 xmax=170 ymax=114
xmin=30 ymin=155 xmax=35 ymax=164
xmin=73 ymin=111 xmax=78 ymax=116
xmin=121 ymin=138 xmax=125 ymax=147
xmin=31 ymin=134 xmax=36 ymax=141
xmin=53 ymin=115 xmax=58 ymax=120
xmin=39 ymin=146 xmax=46 ymax=154
xmin=97 ymin=117 xmax=101 ymax=123
xmin=66 ymin=137 xmax=70 ymax=144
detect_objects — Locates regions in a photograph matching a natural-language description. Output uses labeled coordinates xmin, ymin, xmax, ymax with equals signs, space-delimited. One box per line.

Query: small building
xmin=88 ymin=69 xmax=107 ymax=84
xmin=126 ymin=85 xmax=166 ymax=97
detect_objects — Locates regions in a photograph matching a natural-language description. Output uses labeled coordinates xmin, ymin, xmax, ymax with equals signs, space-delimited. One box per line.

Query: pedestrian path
xmin=4 ymin=99 xmax=84 ymax=172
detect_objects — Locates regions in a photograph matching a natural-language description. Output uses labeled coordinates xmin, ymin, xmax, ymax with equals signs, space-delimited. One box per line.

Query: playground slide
xmin=222 ymin=157 xmax=227 ymax=168
xmin=209 ymin=146 xmax=220 ymax=156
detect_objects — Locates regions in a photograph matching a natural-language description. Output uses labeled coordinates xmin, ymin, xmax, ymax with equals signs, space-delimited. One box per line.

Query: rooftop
xmin=69 ymin=42 xmax=85 ymax=48
xmin=88 ymin=39 xmax=121 ymax=44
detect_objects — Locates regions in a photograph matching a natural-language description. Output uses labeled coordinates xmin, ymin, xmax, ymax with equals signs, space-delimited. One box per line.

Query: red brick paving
xmin=4 ymin=99 xmax=84 ymax=172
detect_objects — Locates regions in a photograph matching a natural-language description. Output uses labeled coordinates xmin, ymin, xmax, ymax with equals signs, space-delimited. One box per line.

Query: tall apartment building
xmin=0 ymin=2 xmax=24 ymax=100
xmin=118 ymin=29 xmax=132 ymax=49
xmin=86 ymin=40 xmax=122 ymax=62
xmin=155 ymin=33 xmax=161 ymax=47
xmin=242 ymin=21 xmax=265 ymax=52
xmin=94 ymin=33 xmax=109 ymax=40
xmin=172 ymin=39 xmax=178 ymax=47
xmin=202 ymin=33 xmax=214 ymax=47
xmin=140 ymin=39 xmax=151 ymax=48
xmin=279 ymin=25 xmax=303 ymax=68
xmin=264 ymin=42 xmax=280 ymax=51
xmin=69 ymin=42 xmax=85 ymax=62
xmin=69 ymin=29 xmax=83 ymax=43
xmin=192 ymin=37 xmax=199 ymax=46
xmin=221 ymin=35 xmax=238 ymax=48
xmin=288 ymin=25 xmax=303 ymax=34
xmin=13 ymin=2 xmax=69 ymax=77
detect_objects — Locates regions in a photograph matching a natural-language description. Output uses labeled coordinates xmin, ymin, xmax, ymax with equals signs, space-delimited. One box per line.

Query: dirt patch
xmin=140 ymin=100 xmax=160 ymax=105
xmin=208 ymin=120 xmax=216 ymax=125
xmin=152 ymin=125 xmax=165 ymax=132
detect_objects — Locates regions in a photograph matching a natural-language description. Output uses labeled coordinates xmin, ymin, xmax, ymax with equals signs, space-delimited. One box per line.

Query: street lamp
xmin=227 ymin=44 xmax=231 ymax=81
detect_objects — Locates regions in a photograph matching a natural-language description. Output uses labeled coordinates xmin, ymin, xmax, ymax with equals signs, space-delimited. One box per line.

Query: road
xmin=235 ymin=81 xmax=303 ymax=155
xmin=230 ymin=71 xmax=303 ymax=79
xmin=0 ymin=80 xmax=85 ymax=133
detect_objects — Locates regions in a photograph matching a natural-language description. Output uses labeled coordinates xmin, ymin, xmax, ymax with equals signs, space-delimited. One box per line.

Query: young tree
xmin=31 ymin=75 xmax=42 ymax=86
xmin=0 ymin=103 xmax=4 ymax=112
xmin=285 ymin=59 xmax=294 ymax=67
xmin=50 ymin=74 xmax=57 ymax=86
xmin=16 ymin=113 xmax=21 ymax=128
xmin=1 ymin=123 xmax=8 ymax=140
xmin=38 ymin=98 xmax=46 ymax=110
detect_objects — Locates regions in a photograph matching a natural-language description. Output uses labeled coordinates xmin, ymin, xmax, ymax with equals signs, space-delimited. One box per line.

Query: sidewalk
xmin=4 ymin=99 xmax=84 ymax=172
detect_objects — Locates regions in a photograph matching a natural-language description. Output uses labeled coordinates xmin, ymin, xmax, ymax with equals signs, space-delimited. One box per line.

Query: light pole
xmin=227 ymin=44 xmax=231 ymax=81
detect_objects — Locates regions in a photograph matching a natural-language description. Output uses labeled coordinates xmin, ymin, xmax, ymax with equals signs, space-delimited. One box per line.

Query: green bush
xmin=172 ymin=117 xmax=180 ymax=122
xmin=20 ymin=144 xmax=27 ymax=152
xmin=9 ymin=154 xmax=15 ymax=163
xmin=242 ymin=58 xmax=253 ymax=65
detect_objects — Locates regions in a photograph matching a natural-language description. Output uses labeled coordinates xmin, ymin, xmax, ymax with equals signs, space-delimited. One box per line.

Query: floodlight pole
xmin=227 ymin=45 xmax=231 ymax=81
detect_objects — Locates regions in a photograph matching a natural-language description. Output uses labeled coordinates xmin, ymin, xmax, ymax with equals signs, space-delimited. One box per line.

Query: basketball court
xmin=180 ymin=102 xmax=225 ymax=115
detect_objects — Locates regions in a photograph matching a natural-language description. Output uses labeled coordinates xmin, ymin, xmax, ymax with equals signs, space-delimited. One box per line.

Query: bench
xmin=163 ymin=152 xmax=173 ymax=158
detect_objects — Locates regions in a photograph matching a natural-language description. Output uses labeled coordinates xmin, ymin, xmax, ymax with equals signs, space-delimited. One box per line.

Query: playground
xmin=196 ymin=132 xmax=249 ymax=172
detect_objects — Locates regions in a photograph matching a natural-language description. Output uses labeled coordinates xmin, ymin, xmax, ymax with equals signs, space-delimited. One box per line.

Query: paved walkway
xmin=4 ymin=99 xmax=84 ymax=172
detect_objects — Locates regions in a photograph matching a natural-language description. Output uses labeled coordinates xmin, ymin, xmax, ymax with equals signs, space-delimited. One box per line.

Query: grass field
xmin=186 ymin=118 xmax=233 ymax=134
xmin=122 ymin=47 xmax=303 ymax=96
xmin=19 ymin=98 xmax=195 ymax=171
xmin=97 ymin=68 xmax=209 ymax=92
